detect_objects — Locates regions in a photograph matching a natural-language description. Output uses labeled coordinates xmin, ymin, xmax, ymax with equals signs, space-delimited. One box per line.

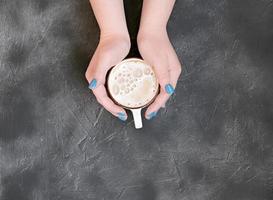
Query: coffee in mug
xmin=107 ymin=58 xmax=159 ymax=129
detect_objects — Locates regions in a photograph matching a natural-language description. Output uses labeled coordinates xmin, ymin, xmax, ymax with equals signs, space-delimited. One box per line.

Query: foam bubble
xmin=112 ymin=85 xmax=119 ymax=95
xmin=133 ymin=69 xmax=143 ymax=78
xmin=144 ymin=68 xmax=151 ymax=75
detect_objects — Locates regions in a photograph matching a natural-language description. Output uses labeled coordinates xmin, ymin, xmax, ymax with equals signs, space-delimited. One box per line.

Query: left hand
xmin=137 ymin=29 xmax=182 ymax=119
xmin=85 ymin=34 xmax=130 ymax=120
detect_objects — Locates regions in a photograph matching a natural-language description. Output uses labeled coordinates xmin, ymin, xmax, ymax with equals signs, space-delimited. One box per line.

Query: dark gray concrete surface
xmin=1 ymin=0 xmax=273 ymax=199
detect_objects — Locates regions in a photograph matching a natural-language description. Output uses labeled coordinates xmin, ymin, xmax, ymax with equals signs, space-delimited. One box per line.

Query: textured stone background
xmin=1 ymin=0 xmax=273 ymax=199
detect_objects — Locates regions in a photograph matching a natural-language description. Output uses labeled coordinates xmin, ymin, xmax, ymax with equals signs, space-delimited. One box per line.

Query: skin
xmin=86 ymin=0 xmax=181 ymax=121
xmin=138 ymin=0 xmax=182 ymax=119
xmin=86 ymin=0 xmax=130 ymax=120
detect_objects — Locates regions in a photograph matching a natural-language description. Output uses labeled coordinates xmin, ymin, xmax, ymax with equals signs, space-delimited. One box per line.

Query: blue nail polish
xmin=147 ymin=111 xmax=157 ymax=120
xmin=118 ymin=115 xmax=127 ymax=121
xmin=117 ymin=112 xmax=126 ymax=117
xmin=88 ymin=79 xmax=97 ymax=89
xmin=165 ymin=84 xmax=175 ymax=95
xmin=117 ymin=112 xmax=127 ymax=121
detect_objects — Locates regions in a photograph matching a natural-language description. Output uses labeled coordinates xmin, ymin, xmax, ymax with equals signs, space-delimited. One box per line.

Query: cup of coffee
xmin=107 ymin=58 xmax=159 ymax=129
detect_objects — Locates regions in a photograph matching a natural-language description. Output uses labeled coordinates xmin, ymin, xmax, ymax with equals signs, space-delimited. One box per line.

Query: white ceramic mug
xmin=107 ymin=58 xmax=159 ymax=129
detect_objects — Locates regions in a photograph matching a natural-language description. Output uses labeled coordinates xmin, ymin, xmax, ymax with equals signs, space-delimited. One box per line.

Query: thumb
xmin=151 ymin=60 xmax=174 ymax=95
xmin=86 ymin=55 xmax=111 ymax=90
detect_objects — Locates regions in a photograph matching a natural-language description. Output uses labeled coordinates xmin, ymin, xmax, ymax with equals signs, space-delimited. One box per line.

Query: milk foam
xmin=108 ymin=59 xmax=158 ymax=108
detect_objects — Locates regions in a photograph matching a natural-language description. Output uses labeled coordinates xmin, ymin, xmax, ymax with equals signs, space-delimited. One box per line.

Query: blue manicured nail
xmin=165 ymin=84 xmax=175 ymax=95
xmin=117 ymin=112 xmax=127 ymax=121
xmin=88 ymin=79 xmax=97 ymax=89
xmin=147 ymin=111 xmax=157 ymax=120
xmin=117 ymin=112 xmax=126 ymax=117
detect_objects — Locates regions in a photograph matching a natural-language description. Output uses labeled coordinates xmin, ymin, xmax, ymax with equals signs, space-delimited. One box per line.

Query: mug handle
xmin=130 ymin=108 xmax=143 ymax=129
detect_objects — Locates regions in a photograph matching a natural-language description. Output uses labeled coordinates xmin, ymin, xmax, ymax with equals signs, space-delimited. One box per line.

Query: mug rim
xmin=106 ymin=58 xmax=159 ymax=109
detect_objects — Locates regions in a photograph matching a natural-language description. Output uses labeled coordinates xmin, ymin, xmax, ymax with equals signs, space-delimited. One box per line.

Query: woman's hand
xmin=85 ymin=34 xmax=130 ymax=121
xmin=137 ymin=0 xmax=181 ymax=120
xmin=137 ymin=29 xmax=182 ymax=119
xmin=88 ymin=0 xmax=130 ymax=121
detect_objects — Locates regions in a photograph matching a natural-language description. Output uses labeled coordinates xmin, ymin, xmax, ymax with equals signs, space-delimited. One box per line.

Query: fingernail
xmin=117 ymin=112 xmax=127 ymax=121
xmin=88 ymin=79 xmax=97 ymax=89
xmin=165 ymin=84 xmax=175 ymax=95
xmin=147 ymin=111 xmax=157 ymax=120
xmin=117 ymin=112 xmax=126 ymax=117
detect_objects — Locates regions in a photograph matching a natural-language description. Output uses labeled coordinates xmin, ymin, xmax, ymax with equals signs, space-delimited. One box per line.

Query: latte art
xmin=107 ymin=58 xmax=159 ymax=108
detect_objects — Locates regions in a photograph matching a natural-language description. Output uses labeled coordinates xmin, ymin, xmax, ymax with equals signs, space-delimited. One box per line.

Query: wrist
xmin=139 ymin=20 xmax=167 ymax=33
xmin=100 ymin=30 xmax=130 ymax=41
xmin=100 ymin=28 xmax=130 ymax=40
xmin=100 ymin=30 xmax=130 ymax=44
xmin=137 ymin=26 xmax=168 ymax=41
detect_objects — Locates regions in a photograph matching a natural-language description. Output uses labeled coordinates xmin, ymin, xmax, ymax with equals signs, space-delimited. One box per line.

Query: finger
xmin=167 ymin=47 xmax=182 ymax=88
xmin=141 ymin=55 xmax=174 ymax=119
xmin=93 ymin=84 xmax=128 ymax=121
xmin=85 ymin=49 xmax=99 ymax=82
xmin=145 ymin=89 xmax=170 ymax=119
xmin=145 ymin=48 xmax=182 ymax=118
xmin=149 ymin=49 xmax=182 ymax=112
xmin=86 ymin=52 xmax=110 ymax=90
xmin=144 ymin=79 xmax=171 ymax=119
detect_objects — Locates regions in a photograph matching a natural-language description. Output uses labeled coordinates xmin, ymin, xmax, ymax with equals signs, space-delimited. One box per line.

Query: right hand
xmin=137 ymin=29 xmax=182 ymax=120
xmin=85 ymin=34 xmax=130 ymax=121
